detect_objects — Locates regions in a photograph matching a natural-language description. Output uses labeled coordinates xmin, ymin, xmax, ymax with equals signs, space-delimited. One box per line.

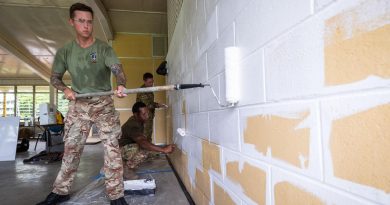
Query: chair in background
xmin=46 ymin=125 xmax=64 ymax=153
xmin=34 ymin=125 xmax=64 ymax=151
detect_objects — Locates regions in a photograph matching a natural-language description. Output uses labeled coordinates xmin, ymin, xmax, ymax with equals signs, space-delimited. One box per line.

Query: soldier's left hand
xmin=159 ymin=103 xmax=168 ymax=108
xmin=115 ymin=85 xmax=127 ymax=98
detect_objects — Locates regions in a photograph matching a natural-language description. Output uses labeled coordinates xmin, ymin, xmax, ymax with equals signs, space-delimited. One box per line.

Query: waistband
xmin=76 ymin=95 xmax=111 ymax=101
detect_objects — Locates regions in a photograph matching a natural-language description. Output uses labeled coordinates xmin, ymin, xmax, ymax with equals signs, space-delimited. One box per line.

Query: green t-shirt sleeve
xmin=104 ymin=46 xmax=120 ymax=67
xmin=52 ymin=48 xmax=67 ymax=74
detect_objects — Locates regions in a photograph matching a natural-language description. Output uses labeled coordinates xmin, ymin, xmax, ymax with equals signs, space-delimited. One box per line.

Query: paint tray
xmin=124 ymin=178 xmax=156 ymax=195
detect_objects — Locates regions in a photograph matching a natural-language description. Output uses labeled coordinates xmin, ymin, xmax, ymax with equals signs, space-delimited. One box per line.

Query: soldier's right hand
xmin=162 ymin=144 xmax=175 ymax=154
xmin=64 ymin=88 xmax=76 ymax=101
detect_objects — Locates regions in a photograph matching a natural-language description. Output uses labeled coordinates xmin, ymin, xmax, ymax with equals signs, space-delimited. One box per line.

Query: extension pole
xmin=71 ymin=84 xmax=209 ymax=99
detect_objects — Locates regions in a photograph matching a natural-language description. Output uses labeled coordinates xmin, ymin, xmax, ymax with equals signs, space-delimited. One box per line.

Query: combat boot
xmin=110 ymin=197 xmax=129 ymax=205
xmin=36 ymin=192 xmax=70 ymax=205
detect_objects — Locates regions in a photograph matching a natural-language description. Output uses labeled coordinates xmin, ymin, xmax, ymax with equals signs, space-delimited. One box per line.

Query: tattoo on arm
xmin=50 ymin=72 xmax=68 ymax=91
xmin=110 ymin=64 xmax=126 ymax=86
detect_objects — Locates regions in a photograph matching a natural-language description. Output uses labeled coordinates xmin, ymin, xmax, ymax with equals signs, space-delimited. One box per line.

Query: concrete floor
xmin=0 ymin=140 xmax=189 ymax=205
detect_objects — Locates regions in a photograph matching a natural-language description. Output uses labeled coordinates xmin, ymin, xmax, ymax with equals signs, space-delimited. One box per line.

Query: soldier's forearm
xmin=138 ymin=139 xmax=165 ymax=152
xmin=110 ymin=63 xmax=126 ymax=86
xmin=50 ymin=72 xmax=68 ymax=91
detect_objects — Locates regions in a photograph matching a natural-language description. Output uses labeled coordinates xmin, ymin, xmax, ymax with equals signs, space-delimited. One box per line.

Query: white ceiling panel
xmin=102 ymin=0 xmax=166 ymax=12
xmin=109 ymin=11 xmax=167 ymax=34
xmin=0 ymin=54 xmax=40 ymax=78
xmin=0 ymin=0 xmax=76 ymax=7
xmin=0 ymin=0 xmax=167 ymax=81
xmin=0 ymin=47 xmax=7 ymax=54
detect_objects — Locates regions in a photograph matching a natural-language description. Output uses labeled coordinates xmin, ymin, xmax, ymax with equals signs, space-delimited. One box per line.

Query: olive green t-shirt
xmin=119 ymin=116 xmax=144 ymax=147
xmin=52 ymin=39 xmax=120 ymax=94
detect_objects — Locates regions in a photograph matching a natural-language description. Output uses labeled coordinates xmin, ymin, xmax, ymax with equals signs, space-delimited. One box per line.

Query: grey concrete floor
xmin=0 ymin=140 xmax=189 ymax=205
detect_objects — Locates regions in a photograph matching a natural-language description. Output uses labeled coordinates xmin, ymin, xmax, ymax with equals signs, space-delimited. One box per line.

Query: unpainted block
xmin=275 ymin=182 xmax=325 ymax=205
xmin=244 ymin=112 xmax=310 ymax=168
xmin=213 ymin=182 xmax=236 ymax=205
xmin=324 ymin=2 xmax=390 ymax=85
xmin=226 ymin=161 xmax=266 ymax=204
xmin=202 ymin=141 xmax=222 ymax=174
xmin=331 ymin=104 xmax=390 ymax=193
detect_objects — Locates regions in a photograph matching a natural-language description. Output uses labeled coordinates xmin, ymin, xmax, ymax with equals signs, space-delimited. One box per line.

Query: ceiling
xmin=0 ymin=0 xmax=167 ymax=82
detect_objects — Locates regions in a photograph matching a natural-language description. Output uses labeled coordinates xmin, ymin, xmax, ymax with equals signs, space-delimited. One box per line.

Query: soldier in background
xmin=119 ymin=102 xmax=175 ymax=179
xmin=136 ymin=72 xmax=167 ymax=142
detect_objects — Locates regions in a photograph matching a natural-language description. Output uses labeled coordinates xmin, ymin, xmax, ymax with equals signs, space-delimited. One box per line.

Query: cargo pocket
xmin=96 ymin=111 xmax=121 ymax=140
xmin=62 ymin=101 xmax=76 ymax=141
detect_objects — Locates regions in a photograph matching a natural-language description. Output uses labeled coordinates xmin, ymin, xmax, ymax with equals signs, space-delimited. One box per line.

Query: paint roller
xmin=176 ymin=47 xmax=240 ymax=137
xmin=66 ymin=83 xmax=209 ymax=99
xmin=64 ymin=46 xmax=240 ymax=106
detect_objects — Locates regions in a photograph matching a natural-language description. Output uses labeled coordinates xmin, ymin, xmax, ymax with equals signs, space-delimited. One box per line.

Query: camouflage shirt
xmin=119 ymin=116 xmax=144 ymax=147
xmin=52 ymin=39 xmax=120 ymax=94
xmin=136 ymin=84 xmax=158 ymax=114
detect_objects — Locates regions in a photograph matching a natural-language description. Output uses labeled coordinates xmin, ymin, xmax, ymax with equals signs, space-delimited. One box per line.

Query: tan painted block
xmin=191 ymin=185 xmax=209 ymax=205
xmin=331 ymin=104 xmax=390 ymax=193
xmin=166 ymin=106 xmax=173 ymax=144
xmin=182 ymin=100 xmax=187 ymax=115
xmin=117 ymin=58 xmax=154 ymax=89
xmin=168 ymin=149 xmax=192 ymax=192
xmin=154 ymin=109 xmax=167 ymax=144
xmin=118 ymin=110 xmax=132 ymax=126
xmin=226 ymin=161 xmax=266 ymax=205
xmin=182 ymin=168 xmax=192 ymax=194
xmin=213 ymin=182 xmax=236 ymax=205
xmin=182 ymin=100 xmax=188 ymax=129
xmin=154 ymin=91 xmax=166 ymax=104
xmin=275 ymin=182 xmax=324 ymax=205
xmin=181 ymin=151 xmax=188 ymax=170
xmin=195 ymin=168 xmax=211 ymax=200
xmin=113 ymin=34 xmax=152 ymax=57
xmin=325 ymin=8 xmax=390 ymax=85
xmin=180 ymin=152 xmax=192 ymax=194
xmin=114 ymin=95 xmax=136 ymax=109
xmin=168 ymin=148 xmax=183 ymax=172
xmin=202 ymin=141 xmax=222 ymax=174
xmin=244 ymin=112 xmax=310 ymax=168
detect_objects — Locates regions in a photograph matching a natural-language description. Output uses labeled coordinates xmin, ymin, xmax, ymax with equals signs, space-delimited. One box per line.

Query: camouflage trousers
xmin=120 ymin=143 xmax=150 ymax=169
xmin=52 ymin=96 xmax=124 ymax=200
xmin=144 ymin=112 xmax=154 ymax=142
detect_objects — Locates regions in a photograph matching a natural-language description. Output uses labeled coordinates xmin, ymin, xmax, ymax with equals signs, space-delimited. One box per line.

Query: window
xmin=0 ymin=86 xmax=15 ymax=117
xmin=35 ymin=86 xmax=50 ymax=119
xmin=16 ymin=86 xmax=34 ymax=119
xmin=0 ymin=85 xmax=68 ymax=118
xmin=57 ymin=91 xmax=68 ymax=115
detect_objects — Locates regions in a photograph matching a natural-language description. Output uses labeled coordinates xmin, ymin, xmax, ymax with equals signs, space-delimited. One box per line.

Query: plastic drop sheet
xmin=63 ymin=156 xmax=190 ymax=205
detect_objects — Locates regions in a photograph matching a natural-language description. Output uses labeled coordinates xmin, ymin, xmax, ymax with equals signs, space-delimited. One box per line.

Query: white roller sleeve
xmin=177 ymin=128 xmax=186 ymax=137
xmin=124 ymin=179 xmax=156 ymax=190
xmin=224 ymin=47 xmax=240 ymax=104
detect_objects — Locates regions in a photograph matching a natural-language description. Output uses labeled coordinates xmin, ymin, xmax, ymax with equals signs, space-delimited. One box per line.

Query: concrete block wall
xmin=166 ymin=0 xmax=390 ymax=204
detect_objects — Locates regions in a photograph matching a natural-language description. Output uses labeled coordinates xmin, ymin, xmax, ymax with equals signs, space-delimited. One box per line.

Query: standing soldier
xmin=136 ymin=73 xmax=167 ymax=142
xmin=37 ymin=3 xmax=128 ymax=205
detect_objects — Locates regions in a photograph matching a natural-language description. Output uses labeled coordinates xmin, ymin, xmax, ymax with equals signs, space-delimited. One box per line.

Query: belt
xmin=77 ymin=96 xmax=95 ymax=100
xmin=78 ymin=96 xmax=93 ymax=99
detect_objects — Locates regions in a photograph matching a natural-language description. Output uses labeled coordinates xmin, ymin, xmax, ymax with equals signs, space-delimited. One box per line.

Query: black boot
xmin=36 ymin=192 xmax=70 ymax=205
xmin=110 ymin=197 xmax=128 ymax=205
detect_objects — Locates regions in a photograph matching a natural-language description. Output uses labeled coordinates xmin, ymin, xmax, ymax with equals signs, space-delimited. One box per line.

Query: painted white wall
xmin=167 ymin=0 xmax=390 ymax=204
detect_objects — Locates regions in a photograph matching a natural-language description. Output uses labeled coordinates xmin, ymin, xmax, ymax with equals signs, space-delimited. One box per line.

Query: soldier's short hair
xmin=132 ymin=102 xmax=146 ymax=113
xmin=143 ymin=72 xmax=153 ymax=81
xmin=70 ymin=3 xmax=93 ymax=19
